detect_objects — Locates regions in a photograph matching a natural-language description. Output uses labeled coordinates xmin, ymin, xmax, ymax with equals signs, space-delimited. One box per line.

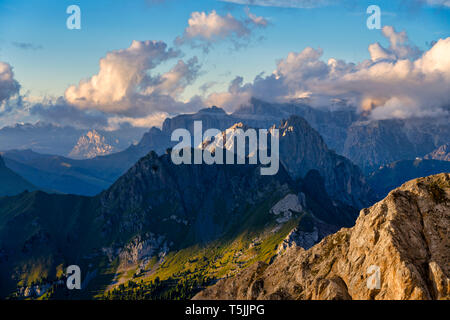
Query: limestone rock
xmin=195 ymin=173 xmax=450 ymax=300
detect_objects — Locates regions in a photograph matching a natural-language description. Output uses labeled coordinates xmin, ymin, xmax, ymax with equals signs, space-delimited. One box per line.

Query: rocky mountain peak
xmin=425 ymin=143 xmax=450 ymax=161
xmin=278 ymin=115 xmax=372 ymax=209
xmin=68 ymin=130 xmax=115 ymax=159
xmin=194 ymin=173 xmax=450 ymax=300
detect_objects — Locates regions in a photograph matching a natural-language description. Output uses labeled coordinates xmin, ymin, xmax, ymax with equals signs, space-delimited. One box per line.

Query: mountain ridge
xmin=194 ymin=173 xmax=450 ymax=300
xmin=0 ymin=155 xmax=37 ymax=197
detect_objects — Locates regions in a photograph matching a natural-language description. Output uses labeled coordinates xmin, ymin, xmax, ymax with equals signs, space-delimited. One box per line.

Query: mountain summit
xmin=195 ymin=173 xmax=450 ymax=300
xmin=69 ymin=130 xmax=115 ymax=159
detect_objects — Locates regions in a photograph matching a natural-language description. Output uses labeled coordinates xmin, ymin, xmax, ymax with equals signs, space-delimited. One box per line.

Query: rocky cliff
xmin=69 ymin=130 xmax=115 ymax=159
xmin=425 ymin=144 xmax=450 ymax=162
xmin=278 ymin=116 xmax=373 ymax=209
xmin=199 ymin=115 xmax=373 ymax=210
xmin=194 ymin=173 xmax=450 ymax=300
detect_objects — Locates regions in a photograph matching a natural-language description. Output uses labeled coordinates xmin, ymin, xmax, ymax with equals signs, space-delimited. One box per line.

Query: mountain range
xmin=0 ymin=122 xmax=146 ymax=158
xmin=0 ymin=116 xmax=368 ymax=299
xmin=0 ymin=99 xmax=449 ymax=300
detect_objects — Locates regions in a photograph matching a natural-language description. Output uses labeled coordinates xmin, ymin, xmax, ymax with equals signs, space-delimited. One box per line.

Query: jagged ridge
xmin=195 ymin=173 xmax=450 ymax=300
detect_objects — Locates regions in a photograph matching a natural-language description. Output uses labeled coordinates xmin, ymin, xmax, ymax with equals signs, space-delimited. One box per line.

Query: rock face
xmin=199 ymin=115 xmax=373 ymax=210
xmin=135 ymin=127 xmax=171 ymax=155
xmin=343 ymin=119 xmax=417 ymax=173
xmin=194 ymin=173 xmax=450 ymax=300
xmin=425 ymin=144 xmax=450 ymax=162
xmin=232 ymin=98 xmax=358 ymax=154
xmin=99 ymin=151 xmax=294 ymax=244
xmin=278 ymin=116 xmax=373 ymax=209
xmin=69 ymin=130 xmax=114 ymax=159
xmin=343 ymin=117 xmax=450 ymax=173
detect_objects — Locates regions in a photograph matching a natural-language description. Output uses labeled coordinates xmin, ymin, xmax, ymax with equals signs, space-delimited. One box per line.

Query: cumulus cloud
xmin=65 ymin=40 xmax=202 ymax=117
xmin=368 ymin=26 xmax=421 ymax=61
xmin=206 ymin=26 xmax=450 ymax=120
xmin=175 ymin=9 xmax=269 ymax=51
xmin=0 ymin=62 xmax=21 ymax=105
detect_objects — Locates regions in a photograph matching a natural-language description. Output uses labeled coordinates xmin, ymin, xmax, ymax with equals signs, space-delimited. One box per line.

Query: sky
xmin=0 ymin=0 xmax=449 ymax=129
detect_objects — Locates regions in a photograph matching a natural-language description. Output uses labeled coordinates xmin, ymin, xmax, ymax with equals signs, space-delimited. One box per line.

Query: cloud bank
xmin=207 ymin=26 xmax=450 ymax=120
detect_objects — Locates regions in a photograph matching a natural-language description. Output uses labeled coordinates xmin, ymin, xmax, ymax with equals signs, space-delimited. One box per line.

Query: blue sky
xmin=0 ymin=0 xmax=448 ymax=97
xmin=0 ymin=0 xmax=449 ymax=128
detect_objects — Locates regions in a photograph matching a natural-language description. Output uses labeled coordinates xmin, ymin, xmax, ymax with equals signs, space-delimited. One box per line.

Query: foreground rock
xmin=195 ymin=173 xmax=450 ymax=300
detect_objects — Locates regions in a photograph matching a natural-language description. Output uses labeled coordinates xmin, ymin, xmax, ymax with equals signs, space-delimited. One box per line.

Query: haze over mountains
xmin=0 ymin=122 xmax=146 ymax=158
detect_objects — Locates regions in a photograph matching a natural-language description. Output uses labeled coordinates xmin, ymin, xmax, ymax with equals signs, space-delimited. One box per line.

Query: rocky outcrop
xmin=194 ymin=173 xmax=450 ymax=300
xmin=425 ymin=144 xmax=450 ymax=161
xmin=69 ymin=130 xmax=114 ymax=159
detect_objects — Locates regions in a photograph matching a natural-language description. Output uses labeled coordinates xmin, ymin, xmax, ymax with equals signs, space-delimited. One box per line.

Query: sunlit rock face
xmin=69 ymin=130 xmax=115 ymax=159
xmin=195 ymin=173 xmax=450 ymax=300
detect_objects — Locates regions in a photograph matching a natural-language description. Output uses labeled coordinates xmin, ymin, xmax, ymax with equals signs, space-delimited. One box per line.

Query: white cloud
xmin=245 ymin=7 xmax=269 ymax=26
xmin=206 ymin=27 xmax=450 ymax=120
xmin=107 ymin=112 xmax=168 ymax=130
xmin=0 ymin=62 xmax=20 ymax=104
xmin=175 ymin=9 xmax=269 ymax=51
xmin=142 ymin=57 xmax=200 ymax=98
xmin=65 ymin=40 xmax=202 ymax=117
